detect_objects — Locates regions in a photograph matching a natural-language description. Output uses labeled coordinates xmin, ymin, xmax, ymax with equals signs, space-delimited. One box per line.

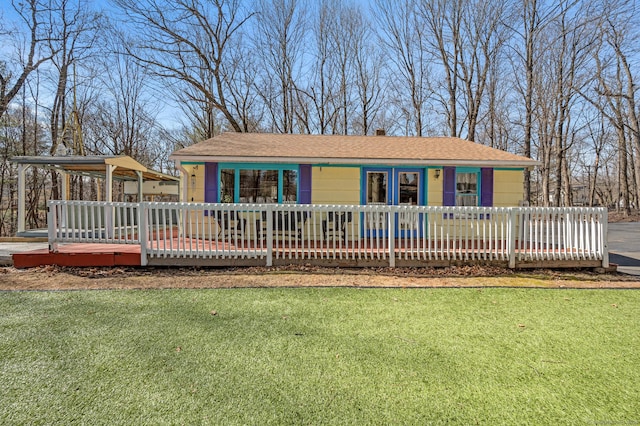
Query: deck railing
xmin=48 ymin=201 xmax=609 ymax=268
xmin=48 ymin=200 xmax=141 ymax=245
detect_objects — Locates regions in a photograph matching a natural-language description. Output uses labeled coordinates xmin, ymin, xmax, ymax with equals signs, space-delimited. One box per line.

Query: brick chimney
xmin=375 ymin=129 xmax=386 ymax=136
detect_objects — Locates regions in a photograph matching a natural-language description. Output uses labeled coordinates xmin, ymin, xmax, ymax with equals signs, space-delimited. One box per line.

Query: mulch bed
xmin=1 ymin=264 xmax=639 ymax=291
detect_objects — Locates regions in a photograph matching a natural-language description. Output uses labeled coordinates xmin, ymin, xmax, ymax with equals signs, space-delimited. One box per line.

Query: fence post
xmin=47 ymin=201 xmax=56 ymax=253
xmin=508 ymin=208 xmax=517 ymax=268
xmin=104 ymin=203 xmax=113 ymax=240
xmin=266 ymin=206 xmax=273 ymax=267
xmin=388 ymin=209 xmax=396 ymax=267
xmin=601 ymin=208 xmax=609 ymax=268
xmin=140 ymin=202 xmax=148 ymax=266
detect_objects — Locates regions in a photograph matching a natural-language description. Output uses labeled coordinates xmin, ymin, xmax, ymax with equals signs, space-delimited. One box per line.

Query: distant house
xmin=170 ymin=132 xmax=537 ymax=208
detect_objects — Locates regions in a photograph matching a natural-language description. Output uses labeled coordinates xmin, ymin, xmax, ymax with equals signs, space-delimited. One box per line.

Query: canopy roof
xmin=11 ymin=155 xmax=178 ymax=182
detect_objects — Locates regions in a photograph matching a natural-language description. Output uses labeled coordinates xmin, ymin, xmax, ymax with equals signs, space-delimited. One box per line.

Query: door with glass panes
xmin=363 ymin=168 xmax=424 ymax=237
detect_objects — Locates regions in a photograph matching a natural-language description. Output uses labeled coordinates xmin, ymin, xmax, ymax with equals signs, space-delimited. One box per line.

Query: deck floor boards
xmin=11 ymin=237 xmax=597 ymax=269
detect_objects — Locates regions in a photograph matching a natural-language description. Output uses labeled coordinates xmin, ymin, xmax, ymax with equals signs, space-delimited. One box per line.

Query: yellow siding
xmin=427 ymin=168 xmax=443 ymax=206
xmin=183 ymin=164 xmax=524 ymax=207
xmin=312 ymin=166 xmax=361 ymax=204
xmin=494 ymin=170 xmax=524 ymax=207
xmin=427 ymin=168 xmax=523 ymax=207
xmin=185 ymin=163 xmax=204 ymax=202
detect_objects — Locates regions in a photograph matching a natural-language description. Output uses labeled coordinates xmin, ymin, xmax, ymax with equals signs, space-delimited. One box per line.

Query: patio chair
xmin=322 ymin=211 xmax=352 ymax=242
xmin=259 ymin=210 xmax=308 ymax=240
xmin=212 ymin=210 xmax=246 ymax=238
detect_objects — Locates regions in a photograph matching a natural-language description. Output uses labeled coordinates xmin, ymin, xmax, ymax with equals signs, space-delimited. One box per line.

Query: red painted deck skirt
xmin=13 ymin=244 xmax=141 ymax=268
xmin=11 ymin=238 xmax=599 ymax=269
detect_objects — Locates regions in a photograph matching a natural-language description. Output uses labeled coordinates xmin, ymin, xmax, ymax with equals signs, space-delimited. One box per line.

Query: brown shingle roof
xmin=170 ymin=133 xmax=537 ymax=168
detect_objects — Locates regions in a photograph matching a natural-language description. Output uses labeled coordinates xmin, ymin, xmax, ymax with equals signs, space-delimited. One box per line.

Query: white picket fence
xmin=48 ymin=201 xmax=609 ymax=268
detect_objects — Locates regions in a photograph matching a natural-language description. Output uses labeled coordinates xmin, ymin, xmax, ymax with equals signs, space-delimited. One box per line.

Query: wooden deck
xmin=34 ymin=202 xmax=608 ymax=270
xmin=12 ymin=237 xmax=603 ymax=269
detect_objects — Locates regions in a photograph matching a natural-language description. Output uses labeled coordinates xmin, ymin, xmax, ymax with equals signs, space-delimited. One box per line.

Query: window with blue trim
xmin=456 ymin=172 xmax=478 ymax=206
xmin=282 ymin=170 xmax=298 ymax=203
xmin=218 ymin=165 xmax=299 ymax=203
xmin=220 ymin=169 xmax=235 ymax=202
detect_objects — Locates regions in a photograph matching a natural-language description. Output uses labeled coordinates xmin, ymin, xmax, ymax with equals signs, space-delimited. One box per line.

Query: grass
xmin=1 ymin=287 xmax=639 ymax=425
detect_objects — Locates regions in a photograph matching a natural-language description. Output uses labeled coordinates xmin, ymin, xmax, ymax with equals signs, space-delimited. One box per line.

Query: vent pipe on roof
xmin=375 ymin=129 xmax=386 ymax=136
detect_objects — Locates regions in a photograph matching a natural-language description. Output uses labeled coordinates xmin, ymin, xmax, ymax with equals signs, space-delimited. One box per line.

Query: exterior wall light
xmin=434 ymin=169 xmax=441 ymax=179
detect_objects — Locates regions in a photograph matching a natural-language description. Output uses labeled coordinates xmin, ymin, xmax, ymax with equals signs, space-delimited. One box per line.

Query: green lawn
xmin=1 ymin=288 xmax=639 ymax=425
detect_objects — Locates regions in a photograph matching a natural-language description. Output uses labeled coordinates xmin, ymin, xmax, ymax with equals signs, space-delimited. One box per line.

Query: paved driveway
xmin=608 ymin=222 xmax=640 ymax=275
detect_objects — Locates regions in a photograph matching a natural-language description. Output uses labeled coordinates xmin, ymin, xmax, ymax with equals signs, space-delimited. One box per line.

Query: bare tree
xmin=507 ymin=0 xmax=565 ymax=203
xmin=476 ymin=52 xmax=513 ymax=150
xmin=0 ymin=0 xmax=56 ymax=121
xmin=581 ymin=110 xmax=613 ymax=206
xmin=458 ymin=0 xmax=510 ymax=142
xmin=114 ymin=0 xmax=255 ymax=135
xmin=0 ymin=110 xmax=22 ymax=235
xmin=604 ymin=13 xmax=640 ymax=210
xmin=591 ymin=36 xmax=631 ymax=212
xmin=551 ymin=1 xmax=592 ymax=206
xmin=84 ymin=48 xmax=159 ymax=163
xmin=406 ymin=0 xmax=510 ymax=142
xmin=301 ymin=0 xmax=339 ymax=134
xmin=298 ymin=0 xmax=375 ymax=135
xmin=0 ymin=97 xmax=48 ymax=236
xmin=532 ymin=58 xmax=556 ymax=206
xmin=417 ymin=0 xmax=462 ymax=137
xmin=375 ymin=0 xmax=431 ymax=136
xmin=254 ymin=0 xmax=306 ymax=134
xmin=44 ymin=0 xmax=101 ymax=201
xmin=221 ymin=33 xmax=264 ymax=133
xmin=47 ymin=0 xmax=101 ymax=155
xmin=578 ymin=1 xmax=638 ymax=213
xmin=351 ymin=7 xmax=385 ymax=135
xmin=328 ymin=1 xmax=359 ymax=135
xmin=0 ymin=1 xmax=52 ymax=236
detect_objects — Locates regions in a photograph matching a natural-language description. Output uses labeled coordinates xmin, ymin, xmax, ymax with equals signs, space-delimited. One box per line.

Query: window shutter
xmin=480 ymin=168 xmax=494 ymax=207
xmin=299 ymin=164 xmax=312 ymax=204
xmin=204 ymin=162 xmax=218 ymax=203
xmin=443 ymin=166 xmax=456 ymax=206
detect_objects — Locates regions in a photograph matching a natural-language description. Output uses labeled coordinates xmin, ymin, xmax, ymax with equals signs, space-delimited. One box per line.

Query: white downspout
xmin=175 ymin=161 xmax=189 ymax=238
xmin=175 ymin=161 xmax=189 ymax=203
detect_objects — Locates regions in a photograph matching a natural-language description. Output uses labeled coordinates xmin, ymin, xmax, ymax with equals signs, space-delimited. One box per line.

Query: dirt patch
xmin=1 ymin=264 xmax=639 ymax=291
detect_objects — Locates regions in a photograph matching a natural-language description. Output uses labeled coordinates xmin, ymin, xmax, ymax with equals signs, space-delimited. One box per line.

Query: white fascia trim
xmin=170 ymin=155 xmax=538 ymax=169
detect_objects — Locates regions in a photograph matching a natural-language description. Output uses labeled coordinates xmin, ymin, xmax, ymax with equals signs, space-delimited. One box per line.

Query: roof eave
xmin=170 ymin=155 xmax=539 ymax=169
xmin=11 ymin=155 xmax=120 ymax=165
